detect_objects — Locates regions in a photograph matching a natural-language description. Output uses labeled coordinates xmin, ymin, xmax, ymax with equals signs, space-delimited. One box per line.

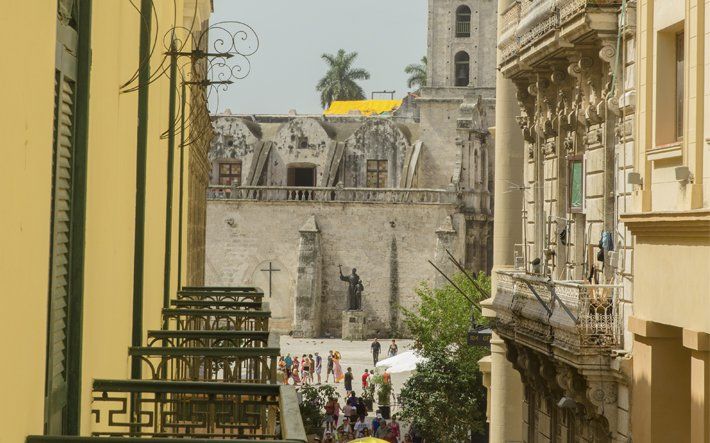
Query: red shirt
xmin=361 ymin=372 xmax=369 ymax=387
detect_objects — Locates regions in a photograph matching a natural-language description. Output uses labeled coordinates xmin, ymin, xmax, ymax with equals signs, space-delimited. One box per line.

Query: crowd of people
xmin=278 ymin=350 xmax=348 ymax=386
xmin=276 ymin=340 xmax=418 ymax=442
xmin=321 ymin=395 xmax=401 ymax=442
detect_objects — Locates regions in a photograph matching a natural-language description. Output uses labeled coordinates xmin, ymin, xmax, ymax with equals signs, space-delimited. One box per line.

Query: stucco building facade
xmin=483 ymin=0 xmax=709 ymax=441
xmin=205 ymin=0 xmax=498 ymax=337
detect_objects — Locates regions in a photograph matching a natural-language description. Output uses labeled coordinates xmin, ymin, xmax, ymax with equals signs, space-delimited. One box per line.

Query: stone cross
xmin=260 ymin=261 xmax=281 ymax=298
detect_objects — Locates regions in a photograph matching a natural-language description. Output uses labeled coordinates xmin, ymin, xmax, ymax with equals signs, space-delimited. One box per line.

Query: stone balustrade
xmin=207 ymin=185 xmax=472 ymax=206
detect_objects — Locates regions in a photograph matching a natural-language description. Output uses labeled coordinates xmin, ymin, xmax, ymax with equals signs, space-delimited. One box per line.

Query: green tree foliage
xmin=398 ymin=272 xmax=490 ymax=442
xmin=404 ymin=56 xmax=427 ymax=90
xmin=316 ymin=49 xmax=371 ymax=109
xmin=298 ymin=384 xmax=339 ymax=433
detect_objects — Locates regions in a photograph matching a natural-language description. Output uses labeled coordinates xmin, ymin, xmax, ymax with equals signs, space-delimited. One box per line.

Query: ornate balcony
xmin=178 ymin=287 xmax=265 ymax=304
xmin=28 ymin=286 xmax=306 ymax=442
xmin=134 ymin=331 xmax=280 ymax=383
xmin=146 ymin=330 xmax=271 ymax=348
xmin=497 ymin=0 xmax=621 ymax=76
xmin=88 ymin=380 xmax=302 ymax=439
xmin=130 ymin=346 xmax=278 ymax=383
xmin=163 ymin=308 xmax=272 ymax=332
xmin=492 ymin=270 xmax=623 ymax=359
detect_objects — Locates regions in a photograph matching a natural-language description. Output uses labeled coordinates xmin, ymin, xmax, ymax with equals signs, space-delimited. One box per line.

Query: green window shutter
xmin=569 ymin=160 xmax=583 ymax=211
xmin=45 ymin=12 xmax=78 ymax=435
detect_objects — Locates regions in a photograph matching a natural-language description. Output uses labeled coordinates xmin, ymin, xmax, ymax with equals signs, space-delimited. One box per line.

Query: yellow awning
xmin=324 ymin=99 xmax=402 ymax=116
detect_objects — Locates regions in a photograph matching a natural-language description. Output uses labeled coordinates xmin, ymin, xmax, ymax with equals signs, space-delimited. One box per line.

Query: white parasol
xmin=375 ymin=350 xmax=425 ymax=374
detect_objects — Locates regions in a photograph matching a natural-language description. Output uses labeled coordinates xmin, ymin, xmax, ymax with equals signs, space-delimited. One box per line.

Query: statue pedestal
xmin=342 ymin=310 xmax=367 ymax=340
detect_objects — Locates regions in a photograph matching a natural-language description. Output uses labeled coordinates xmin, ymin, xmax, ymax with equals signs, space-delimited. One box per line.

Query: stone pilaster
xmin=434 ymin=215 xmax=457 ymax=286
xmin=293 ymin=215 xmax=322 ymax=338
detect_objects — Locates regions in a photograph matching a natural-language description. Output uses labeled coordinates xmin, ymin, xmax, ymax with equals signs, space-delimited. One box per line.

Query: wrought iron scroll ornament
xmin=119 ymin=13 xmax=260 ymax=146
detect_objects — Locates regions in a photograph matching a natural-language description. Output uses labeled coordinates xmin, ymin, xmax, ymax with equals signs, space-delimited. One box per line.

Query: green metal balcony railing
xmin=86 ymin=380 xmax=305 ymax=439
xmin=171 ymin=299 xmax=264 ymax=310
xmin=132 ymin=333 xmax=280 ymax=382
xmin=28 ymin=286 xmax=305 ymax=442
xmin=28 ymin=437 xmax=306 ymax=443
xmin=162 ymin=308 xmax=271 ymax=332
xmin=147 ymin=330 xmax=272 ymax=348
xmin=178 ymin=287 xmax=265 ymax=304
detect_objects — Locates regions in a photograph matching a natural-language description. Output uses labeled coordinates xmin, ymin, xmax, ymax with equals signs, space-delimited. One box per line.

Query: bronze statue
xmin=339 ymin=265 xmax=364 ymax=311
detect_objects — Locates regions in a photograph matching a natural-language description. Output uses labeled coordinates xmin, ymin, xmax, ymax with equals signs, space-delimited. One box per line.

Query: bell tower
xmin=418 ymin=0 xmax=498 ymax=275
xmin=426 ymin=0 xmax=497 ymax=89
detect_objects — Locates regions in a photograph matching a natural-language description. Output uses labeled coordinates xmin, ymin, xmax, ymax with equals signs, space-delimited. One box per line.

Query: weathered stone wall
xmin=343 ymin=119 xmax=411 ymax=187
xmin=205 ymin=200 xmax=467 ymax=337
xmin=209 ymin=117 xmax=261 ymax=184
xmin=267 ymin=118 xmax=335 ymax=186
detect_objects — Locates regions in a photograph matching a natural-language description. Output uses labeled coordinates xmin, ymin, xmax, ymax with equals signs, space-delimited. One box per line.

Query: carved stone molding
xmin=587 ymin=379 xmax=618 ymax=416
xmin=598 ymin=43 xmax=617 ymax=65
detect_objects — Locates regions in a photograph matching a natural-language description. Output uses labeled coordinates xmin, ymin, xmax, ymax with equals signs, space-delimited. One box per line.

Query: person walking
xmin=324 ymin=396 xmax=340 ymax=432
xmin=326 ymin=350 xmax=334 ymax=383
xmin=356 ymin=397 xmax=367 ymax=423
xmin=308 ymin=354 xmax=315 ymax=384
xmin=361 ymin=369 xmax=369 ymax=390
xmin=291 ymin=367 xmax=301 ymax=385
xmin=376 ymin=419 xmax=388 ymax=438
xmin=333 ymin=351 xmax=344 ymax=383
xmin=371 ymin=338 xmax=381 ymax=365
xmin=372 ymin=413 xmax=382 ymax=436
xmin=285 ymin=354 xmax=292 ymax=372
xmin=341 ymin=404 xmax=353 ymax=429
xmin=315 ymin=352 xmax=322 ymax=384
xmin=278 ymin=357 xmax=288 ymax=384
xmin=301 ymin=354 xmax=309 ymax=383
xmin=353 ymin=416 xmax=367 ymax=438
xmin=292 ymin=356 xmax=300 ymax=378
xmin=388 ymin=415 xmax=401 ymax=442
xmin=388 ymin=339 xmax=399 ymax=358
xmin=344 ymin=367 xmax=354 ymax=392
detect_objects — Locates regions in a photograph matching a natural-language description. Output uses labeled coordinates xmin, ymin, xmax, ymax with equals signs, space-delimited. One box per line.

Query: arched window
xmin=455 ymin=51 xmax=470 ymax=86
xmin=456 ymin=5 xmax=471 ymax=37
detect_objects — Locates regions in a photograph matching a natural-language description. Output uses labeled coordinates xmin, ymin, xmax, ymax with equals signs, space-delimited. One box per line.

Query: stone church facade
xmin=205 ymin=0 xmax=497 ymax=337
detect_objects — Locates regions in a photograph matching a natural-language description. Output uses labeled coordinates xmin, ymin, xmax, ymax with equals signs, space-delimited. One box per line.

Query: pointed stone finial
xmin=299 ymin=215 xmax=319 ymax=233
xmin=436 ymin=215 xmax=456 ymax=234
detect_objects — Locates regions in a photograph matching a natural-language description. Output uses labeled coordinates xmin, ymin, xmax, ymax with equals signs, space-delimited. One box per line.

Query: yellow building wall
xmin=633 ymin=237 xmax=710 ymax=332
xmin=633 ymin=0 xmax=709 ymax=332
xmin=0 ymin=0 xmax=210 ymax=440
xmin=630 ymin=1 xmax=710 ymax=441
xmin=0 ymin=3 xmax=58 ymax=441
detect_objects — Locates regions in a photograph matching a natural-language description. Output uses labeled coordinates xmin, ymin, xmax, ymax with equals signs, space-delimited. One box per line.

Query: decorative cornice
xmin=621 ymin=210 xmax=710 ymax=239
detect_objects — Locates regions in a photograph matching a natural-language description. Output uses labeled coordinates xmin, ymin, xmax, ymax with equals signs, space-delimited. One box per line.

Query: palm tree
xmin=405 ymin=56 xmax=428 ymax=90
xmin=316 ymin=49 xmax=371 ymax=109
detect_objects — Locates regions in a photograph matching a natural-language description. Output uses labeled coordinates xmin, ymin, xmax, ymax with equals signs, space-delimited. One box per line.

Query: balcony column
xmin=488 ymin=332 xmax=524 ymax=443
xmin=486 ymin=0 xmax=525 ymax=441
xmin=684 ymin=329 xmax=710 ymax=443
xmin=629 ymin=317 xmax=691 ymax=443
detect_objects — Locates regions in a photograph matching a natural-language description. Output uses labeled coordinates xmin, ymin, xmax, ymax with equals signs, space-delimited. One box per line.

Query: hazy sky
xmin=210 ymin=0 xmax=427 ymax=115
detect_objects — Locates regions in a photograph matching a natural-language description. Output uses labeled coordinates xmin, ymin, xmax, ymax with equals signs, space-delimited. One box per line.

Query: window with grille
xmin=366 ymin=160 xmax=388 ymax=188
xmin=219 ymin=162 xmax=242 ymax=186
xmin=456 ymin=5 xmax=471 ymax=38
